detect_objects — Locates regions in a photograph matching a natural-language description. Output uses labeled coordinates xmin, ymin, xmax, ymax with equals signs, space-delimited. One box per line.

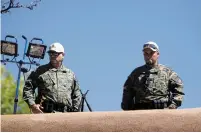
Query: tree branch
xmin=1 ymin=0 xmax=13 ymax=14
xmin=1 ymin=0 xmax=41 ymax=14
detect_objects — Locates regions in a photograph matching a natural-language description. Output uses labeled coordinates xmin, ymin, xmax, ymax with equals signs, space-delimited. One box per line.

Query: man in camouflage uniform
xmin=23 ymin=42 xmax=82 ymax=113
xmin=121 ymin=41 xmax=184 ymax=110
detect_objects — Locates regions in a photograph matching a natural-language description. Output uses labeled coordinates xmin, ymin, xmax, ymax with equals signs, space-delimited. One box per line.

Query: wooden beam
xmin=1 ymin=108 xmax=201 ymax=132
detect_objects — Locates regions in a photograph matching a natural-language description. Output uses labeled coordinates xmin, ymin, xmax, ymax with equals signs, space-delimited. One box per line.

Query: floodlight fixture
xmin=0 ymin=35 xmax=18 ymax=57
xmin=26 ymin=38 xmax=47 ymax=59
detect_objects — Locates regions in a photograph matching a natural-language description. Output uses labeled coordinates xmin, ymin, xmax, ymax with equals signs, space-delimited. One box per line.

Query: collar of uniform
xmin=59 ymin=64 xmax=67 ymax=73
xmin=48 ymin=62 xmax=67 ymax=73
xmin=145 ymin=64 xmax=160 ymax=73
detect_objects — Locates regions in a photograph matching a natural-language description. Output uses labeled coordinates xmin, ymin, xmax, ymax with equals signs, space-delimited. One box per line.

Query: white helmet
xmin=48 ymin=42 xmax=64 ymax=53
xmin=143 ymin=41 xmax=159 ymax=52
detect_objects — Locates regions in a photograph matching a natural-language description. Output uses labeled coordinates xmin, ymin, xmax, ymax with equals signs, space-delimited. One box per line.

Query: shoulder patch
xmin=170 ymin=73 xmax=183 ymax=85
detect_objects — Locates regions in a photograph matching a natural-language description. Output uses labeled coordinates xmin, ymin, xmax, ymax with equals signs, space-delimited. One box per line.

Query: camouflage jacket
xmin=121 ymin=64 xmax=184 ymax=110
xmin=23 ymin=63 xmax=82 ymax=110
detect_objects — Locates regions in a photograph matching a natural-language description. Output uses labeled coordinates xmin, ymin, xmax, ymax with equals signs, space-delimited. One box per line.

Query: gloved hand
xmin=168 ymin=104 xmax=177 ymax=109
xmin=30 ymin=104 xmax=44 ymax=114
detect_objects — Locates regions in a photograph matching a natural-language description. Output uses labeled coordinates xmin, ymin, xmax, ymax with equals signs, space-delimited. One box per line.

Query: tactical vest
xmin=133 ymin=65 xmax=170 ymax=103
xmin=36 ymin=64 xmax=75 ymax=107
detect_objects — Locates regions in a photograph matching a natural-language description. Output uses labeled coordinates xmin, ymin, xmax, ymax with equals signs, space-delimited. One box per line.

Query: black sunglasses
xmin=48 ymin=51 xmax=62 ymax=56
xmin=143 ymin=44 xmax=158 ymax=50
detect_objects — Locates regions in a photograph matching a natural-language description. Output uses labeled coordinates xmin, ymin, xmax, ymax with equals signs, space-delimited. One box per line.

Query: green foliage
xmin=1 ymin=66 xmax=30 ymax=114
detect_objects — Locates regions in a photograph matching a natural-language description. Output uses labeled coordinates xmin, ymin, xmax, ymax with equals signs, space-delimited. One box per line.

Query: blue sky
xmin=1 ymin=0 xmax=201 ymax=111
